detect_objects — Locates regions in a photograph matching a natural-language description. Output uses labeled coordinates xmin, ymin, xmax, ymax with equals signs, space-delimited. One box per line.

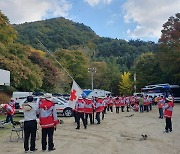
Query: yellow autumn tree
xmin=119 ymin=72 xmax=133 ymax=96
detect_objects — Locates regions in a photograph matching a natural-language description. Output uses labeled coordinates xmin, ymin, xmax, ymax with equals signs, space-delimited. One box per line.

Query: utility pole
xmin=88 ymin=67 xmax=96 ymax=90
xmin=134 ymin=61 xmax=137 ymax=93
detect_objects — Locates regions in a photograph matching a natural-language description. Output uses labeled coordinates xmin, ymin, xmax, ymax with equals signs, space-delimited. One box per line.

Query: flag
xmin=69 ymin=80 xmax=83 ymax=109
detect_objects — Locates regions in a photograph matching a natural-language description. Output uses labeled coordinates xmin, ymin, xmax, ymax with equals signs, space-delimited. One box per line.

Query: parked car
xmin=51 ymin=97 xmax=72 ymax=117
xmin=62 ymin=94 xmax=70 ymax=100
xmin=15 ymin=96 xmax=73 ymax=117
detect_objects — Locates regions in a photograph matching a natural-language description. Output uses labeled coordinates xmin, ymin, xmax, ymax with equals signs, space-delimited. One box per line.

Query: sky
xmin=0 ymin=0 xmax=179 ymax=42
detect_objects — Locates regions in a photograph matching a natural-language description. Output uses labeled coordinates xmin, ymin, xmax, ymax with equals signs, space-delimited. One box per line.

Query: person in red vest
xmin=75 ymin=98 xmax=87 ymax=129
xmin=158 ymin=95 xmax=165 ymax=118
xmin=102 ymin=97 xmax=107 ymax=120
xmin=125 ymin=97 xmax=130 ymax=112
xmin=105 ymin=95 xmax=110 ymax=111
xmin=0 ymin=103 xmax=15 ymax=124
xmin=39 ymin=93 xmax=59 ymax=151
xmin=115 ymin=96 xmax=120 ymax=113
xmin=95 ymin=97 xmax=103 ymax=124
xmin=109 ymin=96 xmax=114 ymax=112
xmin=84 ymin=98 xmax=94 ymax=125
xmin=144 ymin=95 xmax=149 ymax=112
xmin=148 ymin=96 xmax=153 ymax=111
xmin=120 ymin=96 xmax=125 ymax=112
xmin=163 ymin=95 xmax=174 ymax=133
xmin=132 ymin=103 xmax=139 ymax=112
xmin=103 ymin=96 xmax=108 ymax=114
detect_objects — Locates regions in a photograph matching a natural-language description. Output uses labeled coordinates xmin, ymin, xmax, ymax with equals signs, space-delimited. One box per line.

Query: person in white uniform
xmin=22 ymin=96 xmax=39 ymax=153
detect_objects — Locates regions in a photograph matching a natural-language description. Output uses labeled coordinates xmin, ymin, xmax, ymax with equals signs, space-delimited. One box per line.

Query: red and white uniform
xmin=103 ymin=97 xmax=108 ymax=108
xmin=39 ymin=99 xmax=59 ymax=128
xmin=130 ymin=96 xmax=136 ymax=105
xmin=133 ymin=104 xmax=139 ymax=111
xmin=148 ymin=97 xmax=152 ymax=105
xmin=144 ymin=97 xmax=149 ymax=106
xmin=115 ymin=98 xmax=120 ymax=107
xmin=95 ymin=98 xmax=104 ymax=113
xmin=75 ymin=98 xmax=85 ymax=113
xmin=119 ymin=97 xmax=125 ymax=106
xmin=109 ymin=97 xmax=114 ymax=107
xmin=125 ymin=97 xmax=130 ymax=106
xmin=105 ymin=96 xmax=110 ymax=106
xmin=3 ymin=104 xmax=15 ymax=115
xmin=164 ymin=101 xmax=174 ymax=118
xmin=84 ymin=99 xmax=94 ymax=114
xmin=158 ymin=98 xmax=165 ymax=108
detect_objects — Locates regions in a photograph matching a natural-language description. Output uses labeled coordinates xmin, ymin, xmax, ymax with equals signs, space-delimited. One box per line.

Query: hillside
xmin=13 ymin=17 xmax=157 ymax=71
xmin=13 ymin=17 xmax=98 ymax=51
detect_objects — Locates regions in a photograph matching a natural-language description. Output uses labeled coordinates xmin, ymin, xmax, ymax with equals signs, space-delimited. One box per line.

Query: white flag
xmin=69 ymin=80 xmax=83 ymax=109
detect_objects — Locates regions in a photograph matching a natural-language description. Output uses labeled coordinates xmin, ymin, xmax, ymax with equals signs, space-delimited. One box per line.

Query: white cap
xmin=44 ymin=93 xmax=52 ymax=100
xmin=166 ymin=95 xmax=173 ymax=102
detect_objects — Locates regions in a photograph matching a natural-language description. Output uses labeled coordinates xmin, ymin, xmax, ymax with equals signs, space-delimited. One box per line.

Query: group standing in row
xmin=73 ymin=94 xmax=174 ymax=133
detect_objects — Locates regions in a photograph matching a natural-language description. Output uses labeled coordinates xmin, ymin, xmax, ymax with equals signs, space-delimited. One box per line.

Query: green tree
xmin=54 ymin=49 xmax=89 ymax=88
xmin=135 ymin=52 xmax=163 ymax=90
xmin=0 ymin=11 xmax=17 ymax=45
xmin=0 ymin=44 xmax=44 ymax=91
xmin=29 ymin=51 xmax=62 ymax=92
xmin=119 ymin=72 xmax=133 ymax=96
xmin=158 ymin=13 xmax=180 ymax=84
xmin=159 ymin=13 xmax=180 ymax=45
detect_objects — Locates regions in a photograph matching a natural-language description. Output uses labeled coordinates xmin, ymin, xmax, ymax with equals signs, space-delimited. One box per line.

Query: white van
xmin=12 ymin=92 xmax=33 ymax=110
xmin=12 ymin=91 xmax=33 ymax=99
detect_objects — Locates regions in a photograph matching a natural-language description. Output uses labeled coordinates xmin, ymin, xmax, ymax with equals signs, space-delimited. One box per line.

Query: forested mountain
xmin=13 ymin=17 xmax=98 ymax=51
xmin=13 ymin=18 xmax=157 ymax=71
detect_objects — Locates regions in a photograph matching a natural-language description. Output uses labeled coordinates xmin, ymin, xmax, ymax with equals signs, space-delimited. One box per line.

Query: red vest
xmin=119 ymin=97 xmax=125 ymax=106
xmin=39 ymin=99 xmax=59 ymax=128
xmin=84 ymin=99 xmax=94 ymax=114
xmin=144 ymin=98 xmax=149 ymax=106
xmin=95 ymin=98 xmax=103 ymax=112
xmin=4 ymin=104 xmax=15 ymax=115
xmin=158 ymin=98 xmax=165 ymax=108
xmin=109 ymin=98 xmax=114 ymax=107
xmin=133 ymin=104 xmax=139 ymax=111
xmin=75 ymin=99 xmax=85 ymax=113
xmin=115 ymin=99 xmax=120 ymax=107
xmin=164 ymin=102 xmax=174 ymax=118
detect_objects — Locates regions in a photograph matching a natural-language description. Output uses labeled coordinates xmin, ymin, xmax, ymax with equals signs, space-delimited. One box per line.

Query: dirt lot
xmin=1 ymin=104 xmax=180 ymax=154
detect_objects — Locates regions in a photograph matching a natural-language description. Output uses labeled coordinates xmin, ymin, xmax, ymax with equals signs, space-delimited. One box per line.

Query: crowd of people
xmin=0 ymin=93 xmax=174 ymax=153
xmin=73 ymin=94 xmax=174 ymax=134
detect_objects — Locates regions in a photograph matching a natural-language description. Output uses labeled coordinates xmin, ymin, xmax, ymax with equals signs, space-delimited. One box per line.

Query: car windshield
xmin=57 ymin=97 xmax=67 ymax=103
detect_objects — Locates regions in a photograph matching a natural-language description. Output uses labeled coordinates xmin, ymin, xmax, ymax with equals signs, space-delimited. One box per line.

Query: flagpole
xmin=36 ymin=38 xmax=74 ymax=81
